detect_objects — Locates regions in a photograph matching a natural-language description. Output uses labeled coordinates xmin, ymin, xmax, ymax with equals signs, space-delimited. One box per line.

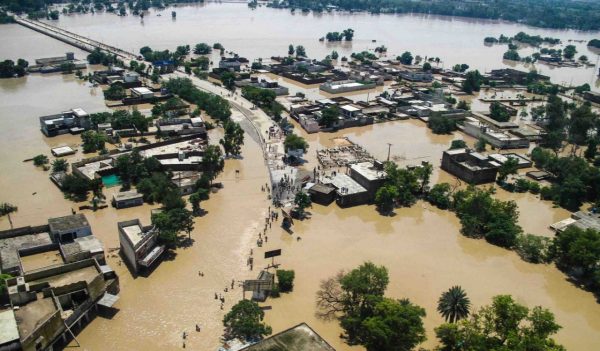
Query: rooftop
xmin=113 ymin=190 xmax=143 ymax=202
xmin=60 ymin=235 xmax=104 ymax=259
xmin=0 ymin=232 xmax=53 ymax=274
xmin=323 ymin=174 xmax=367 ymax=195
xmin=350 ymin=162 xmax=386 ymax=181
xmin=240 ymin=323 xmax=335 ymax=351
xmin=48 ymin=214 xmax=90 ymax=233
xmin=0 ymin=310 xmax=20 ymax=346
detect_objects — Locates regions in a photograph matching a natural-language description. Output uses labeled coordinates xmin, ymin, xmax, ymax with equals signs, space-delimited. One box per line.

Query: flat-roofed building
xmin=441 ymin=148 xmax=499 ymax=184
xmin=348 ymin=161 xmax=387 ymax=199
xmin=112 ymin=190 xmax=144 ymax=209
xmin=48 ymin=214 xmax=92 ymax=243
xmin=39 ymin=108 xmax=90 ymax=137
xmin=118 ymin=220 xmax=164 ymax=274
xmin=130 ymin=87 xmax=154 ymax=99
xmin=239 ymin=323 xmax=335 ymax=351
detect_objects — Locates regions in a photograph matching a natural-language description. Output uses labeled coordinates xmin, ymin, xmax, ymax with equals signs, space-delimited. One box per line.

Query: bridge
xmin=14 ymin=16 xmax=138 ymax=60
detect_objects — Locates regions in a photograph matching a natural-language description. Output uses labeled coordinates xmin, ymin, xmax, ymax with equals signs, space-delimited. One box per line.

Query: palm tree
xmin=0 ymin=203 xmax=18 ymax=229
xmin=437 ymin=286 xmax=471 ymax=323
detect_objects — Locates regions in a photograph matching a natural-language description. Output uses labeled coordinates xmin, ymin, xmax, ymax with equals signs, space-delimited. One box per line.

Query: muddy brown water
xmin=30 ymin=2 xmax=600 ymax=92
xmin=0 ymin=12 xmax=599 ymax=351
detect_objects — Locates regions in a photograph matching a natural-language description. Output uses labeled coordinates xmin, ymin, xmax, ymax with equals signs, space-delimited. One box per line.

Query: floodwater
xmin=1 ymin=7 xmax=600 ymax=351
xmin=37 ymin=2 xmax=600 ymax=91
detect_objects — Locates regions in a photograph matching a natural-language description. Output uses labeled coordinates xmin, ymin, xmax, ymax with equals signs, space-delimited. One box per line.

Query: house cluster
xmin=0 ymin=214 xmax=118 ymax=351
xmin=551 ymin=210 xmax=600 ymax=233
xmin=28 ymin=52 xmax=87 ymax=74
xmin=286 ymin=85 xmax=468 ymax=133
xmin=63 ymin=134 xmax=208 ymax=203
xmin=441 ymin=148 xmax=532 ymax=184
xmin=92 ymin=67 xmax=142 ymax=88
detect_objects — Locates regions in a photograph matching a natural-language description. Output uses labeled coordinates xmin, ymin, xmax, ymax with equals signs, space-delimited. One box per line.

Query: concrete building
xmin=59 ymin=235 xmax=105 ymax=264
xmin=218 ymin=57 xmax=243 ymax=71
xmin=398 ymin=70 xmax=433 ymax=82
xmin=112 ymin=190 xmax=144 ymax=209
xmin=48 ymin=214 xmax=92 ymax=243
xmin=4 ymin=258 xmax=118 ymax=351
xmin=322 ymin=173 xmax=369 ymax=207
xmin=118 ymin=220 xmax=164 ymax=274
xmin=462 ymin=117 xmax=529 ymax=149
xmin=130 ymin=87 xmax=154 ymax=100
xmin=39 ymin=108 xmax=91 ymax=137
xmin=551 ymin=211 xmax=600 ymax=233
xmin=171 ymin=171 xmax=202 ymax=195
xmin=441 ymin=148 xmax=499 ymax=184
xmin=319 ymin=80 xmax=376 ymax=94
xmin=348 ymin=161 xmax=387 ymax=200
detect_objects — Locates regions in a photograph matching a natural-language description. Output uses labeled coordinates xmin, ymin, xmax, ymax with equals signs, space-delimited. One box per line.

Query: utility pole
xmin=386 ymin=143 xmax=392 ymax=162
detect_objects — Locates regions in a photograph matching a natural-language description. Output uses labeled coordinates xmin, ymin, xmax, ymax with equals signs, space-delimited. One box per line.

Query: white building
xmin=118 ymin=219 xmax=164 ymax=274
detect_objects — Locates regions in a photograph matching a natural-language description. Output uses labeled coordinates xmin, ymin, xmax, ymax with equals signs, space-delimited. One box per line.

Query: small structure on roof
xmin=308 ymin=183 xmax=336 ymax=205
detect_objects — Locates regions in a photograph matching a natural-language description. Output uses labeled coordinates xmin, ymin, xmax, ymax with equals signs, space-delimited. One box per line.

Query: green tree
xmin=437 ymin=286 xmax=471 ymax=323
xmin=223 ymin=300 xmax=272 ymax=341
xmin=427 ymin=183 xmax=452 ymax=209
xmin=51 ymin=159 xmax=68 ymax=173
xmin=461 ymin=70 xmax=483 ymax=94
xmin=33 ymin=154 xmax=49 ymax=166
xmin=220 ymin=120 xmax=244 ymax=156
xmin=220 ymin=71 xmax=237 ymax=90
xmin=276 ymin=269 xmax=295 ymax=292
xmin=0 ymin=203 xmax=18 ymax=229
xmin=295 ymin=45 xmax=306 ymax=57
xmin=563 ymin=44 xmax=577 ymax=59
xmin=435 ymin=295 xmax=563 ymax=351
xmin=456 ymin=100 xmax=470 ymax=111
xmin=422 ymin=62 xmax=432 ymax=71
xmin=542 ymin=95 xmax=567 ymax=153
xmin=429 ymin=114 xmax=456 ymax=134
xmin=81 ymin=131 xmax=106 ymax=153
xmin=361 ymin=298 xmax=427 ymax=351
xmin=475 ymin=137 xmax=486 ymax=152
xmin=584 ymin=138 xmax=597 ymax=160
xmin=497 ymin=157 xmax=519 ymax=183
xmin=375 ymin=184 xmax=398 ymax=214
xmin=104 ymin=84 xmax=126 ymax=100
xmin=193 ymin=43 xmax=212 ymax=55
xmin=568 ymin=103 xmax=597 ymax=146
xmin=288 ymin=44 xmax=295 ymax=56
xmin=202 ymin=145 xmax=225 ymax=183
xmin=397 ymin=51 xmax=413 ymax=65
xmin=320 ymin=105 xmax=339 ymax=128
xmin=294 ymin=191 xmax=311 ymax=217
xmin=284 ymin=134 xmax=309 ymax=153
xmin=489 ymin=102 xmax=510 ymax=122
xmin=61 ymin=174 xmax=91 ymax=201
xmin=515 ymin=234 xmax=551 ymax=264
xmin=189 ymin=188 xmax=209 ymax=215
xmin=449 ymin=140 xmax=467 ymax=150
xmin=331 ymin=50 xmax=339 ymax=60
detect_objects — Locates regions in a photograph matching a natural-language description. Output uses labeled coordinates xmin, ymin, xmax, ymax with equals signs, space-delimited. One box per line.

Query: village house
xmin=48 ymin=213 xmax=92 ymax=243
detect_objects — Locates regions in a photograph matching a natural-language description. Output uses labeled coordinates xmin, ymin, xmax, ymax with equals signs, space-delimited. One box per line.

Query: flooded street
xmin=1 ymin=5 xmax=600 ymax=351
